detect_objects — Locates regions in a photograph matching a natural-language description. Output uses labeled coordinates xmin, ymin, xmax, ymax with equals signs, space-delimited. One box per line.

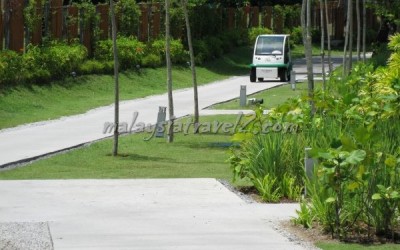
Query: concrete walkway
xmin=0 ymin=77 xmax=286 ymax=167
xmin=0 ymin=179 xmax=309 ymax=250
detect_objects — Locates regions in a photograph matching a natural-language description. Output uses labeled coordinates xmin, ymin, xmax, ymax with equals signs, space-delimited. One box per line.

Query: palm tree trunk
xmin=181 ymin=0 xmax=199 ymax=133
xmin=165 ymin=0 xmax=174 ymax=143
xmin=110 ymin=0 xmax=119 ymax=156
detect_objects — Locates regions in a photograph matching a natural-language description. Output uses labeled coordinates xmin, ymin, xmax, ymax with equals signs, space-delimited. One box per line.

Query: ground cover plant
xmin=228 ymin=33 xmax=400 ymax=243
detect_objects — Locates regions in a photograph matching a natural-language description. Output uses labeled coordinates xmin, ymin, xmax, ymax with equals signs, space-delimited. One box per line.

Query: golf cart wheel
xmin=287 ymin=70 xmax=291 ymax=81
xmin=279 ymin=68 xmax=287 ymax=82
xmin=250 ymin=67 xmax=256 ymax=82
xmin=258 ymin=78 xmax=264 ymax=82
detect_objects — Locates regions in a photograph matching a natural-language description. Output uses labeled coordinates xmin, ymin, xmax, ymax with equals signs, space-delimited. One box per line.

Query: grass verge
xmin=210 ymin=82 xmax=321 ymax=110
xmin=316 ymin=242 xmax=400 ymax=250
xmin=0 ymin=115 xmax=241 ymax=180
xmin=0 ymin=47 xmax=252 ymax=130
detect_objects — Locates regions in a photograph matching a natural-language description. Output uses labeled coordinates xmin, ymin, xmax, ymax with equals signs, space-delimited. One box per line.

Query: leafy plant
xmin=281 ymin=173 xmax=302 ymax=201
xmin=115 ymin=0 xmax=141 ymax=37
xmin=252 ymin=174 xmax=281 ymax=203
xmin=292 ymin=200 xmax=314 ymax=229
xmin=248 ymin=27 xmax=272 ymax=45
xmin=0 ymin=50 xmax=24 ymax=86
xmin=94 ymin=37 xmax=145 ymax=69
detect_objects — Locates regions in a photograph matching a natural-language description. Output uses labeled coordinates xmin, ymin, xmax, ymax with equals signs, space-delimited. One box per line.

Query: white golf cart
xmin=250 ymin=34 xmax=292 ymax=82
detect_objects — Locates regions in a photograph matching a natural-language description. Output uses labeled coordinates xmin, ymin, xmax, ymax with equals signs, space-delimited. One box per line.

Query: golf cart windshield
xmin=255 ymin=36 xmax=284 ymax=55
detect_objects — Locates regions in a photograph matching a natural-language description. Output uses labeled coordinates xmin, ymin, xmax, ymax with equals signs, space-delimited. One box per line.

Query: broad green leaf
xmin=372 ymin=193 xmax=382 ymax=200
xmin=318 ymin=152 xmax=335 ymax=160
xmin=347 ymin=182 xmax=359 ymax=191
xmin=325 ymin=197 xmax=336 ymax=203
xmin=385 ymin=155 xmax=397 ymax=168
xmin=340 ymin=135 xmax=356 ymax=151
xmin=345 ymin=150 xmax=366 ymax=165
xmin=390 ymin=191 xmax=400 ymax=199
xmin=367 ymin=111 xmax=378 ymax=117
xmin=354 ymin=126 xmax=370 ymax=144
xmin=356 ymin=165 xmax=366 ymax=179
xmin=231 ymin=132 xmax=253 ymax=142
xmin=377 ymin=185 xmax=387 ymax=192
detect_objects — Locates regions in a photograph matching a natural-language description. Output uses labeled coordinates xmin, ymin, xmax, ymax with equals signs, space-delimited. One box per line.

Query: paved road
xmin=0 ymin=179 xmax=310 ymax=250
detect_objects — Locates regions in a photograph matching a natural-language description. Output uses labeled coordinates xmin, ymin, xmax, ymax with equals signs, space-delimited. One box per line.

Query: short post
xmin=304 ymin=147 xmax=315 ymax=196
xmin=155 ymin=106 xmax=167 ymax=138
xmin=240 ymin=85 xmax=247 ymax=107
xmin=290 ymin=71 xmax=296 ymax=90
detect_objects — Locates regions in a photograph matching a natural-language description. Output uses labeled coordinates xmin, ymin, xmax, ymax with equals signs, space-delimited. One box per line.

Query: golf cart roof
xmin=257 ymin=34 xmax=290 ymax=37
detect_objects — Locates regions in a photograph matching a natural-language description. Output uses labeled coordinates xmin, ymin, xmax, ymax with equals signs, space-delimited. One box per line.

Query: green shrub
xmin=205 ymin=36 xmax=223 ymax=59
xmin=22 ymin=45 xmax=51 ymax=83
xmin=147 ymin=38 xmax=188 ymax=64
xmin=218 ymin=33 xmax=235 ymax=53
xmin=149 ymin=39 xmax=165 ymax=56
xmin=290 ymin=26 xmax=303 ymax=45
xmin=192 ymin=39 xmax=210 ymax=64
xmin=78 ymin=60 xmax=113 ymax=74
xmin=311 ymin=28 xmax=321 ymax=43
xmin=115 ymin=0 xmax=140 ymax=37
xmin=95 ymin=37 xmax=145 ymax=69
xmin=40 ymin=42 xmax=87 ymax=78
xmin=141 ymin=54 xmax=162 ymax=68
xmin=225 ymin=29 xmax=248 ymax=47
xmin=0 ymin=50 xmax=23 ymax=86
xmin=248 ymin=27 xmax=273 ymax=45
xmin=170 ymin=39 xmax=188 ymax=64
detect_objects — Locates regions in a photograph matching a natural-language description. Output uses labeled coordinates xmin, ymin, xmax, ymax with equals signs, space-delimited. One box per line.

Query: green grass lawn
xmin=0 ymin=47 xmax=252 ymax=130
xmin=291 ymin=44 xmax=345 ymax=59
xmin=317 ymin=242 xmax=400 ymax=250
xmin=0 ymin=115 xmax=240 ymax=180
xmin=210 ymin=82 xmax=313 ymax=110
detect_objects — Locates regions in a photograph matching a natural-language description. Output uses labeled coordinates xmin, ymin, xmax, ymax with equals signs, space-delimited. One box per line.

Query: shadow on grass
xmin=179 ymin=141 xmax=239 ymax=149
xmin=203 ymin=46 xmax=252 ymax=76
xmin=107 ymin=153 xmax=171 ymax=162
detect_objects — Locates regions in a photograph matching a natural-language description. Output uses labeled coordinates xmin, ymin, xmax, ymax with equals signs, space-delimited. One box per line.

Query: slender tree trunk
xmin=165 ymin=0 xmax=174 ymax=143
xmin=181 ymin=0 xmax=199 ymax=133
xmin=356 ymin=0 xmax=361 ymax=61
xmin=348 ymin=0 xmax=353 ymax=73
xmin=301 ymin=0 xmax=307 ymax=45
xmin=362 ymin=0 xmax=366 ymax=62
xmin=303 ymin=0 xmax=314 ymax=113
xmin=320 ymin=0 xmax=326 ymax=91
xmin=110 ymin=0 xmax=119 ymax=156
xmin=343 ymin=0 xmax=351 ymax=76
xmin=324 ymin=0 xmax=333 ymax=73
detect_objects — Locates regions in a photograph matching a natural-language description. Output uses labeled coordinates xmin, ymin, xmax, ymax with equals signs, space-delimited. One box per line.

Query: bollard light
xmin=304 ymin=147 xmax=316 ymax=196
xmin=156 ymin=106 xmax=167 ymax=138
xmin=290 ymin=71 xmax=296 ymax=90
xmin=240 ymin=85 xmax=247 ymax=107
